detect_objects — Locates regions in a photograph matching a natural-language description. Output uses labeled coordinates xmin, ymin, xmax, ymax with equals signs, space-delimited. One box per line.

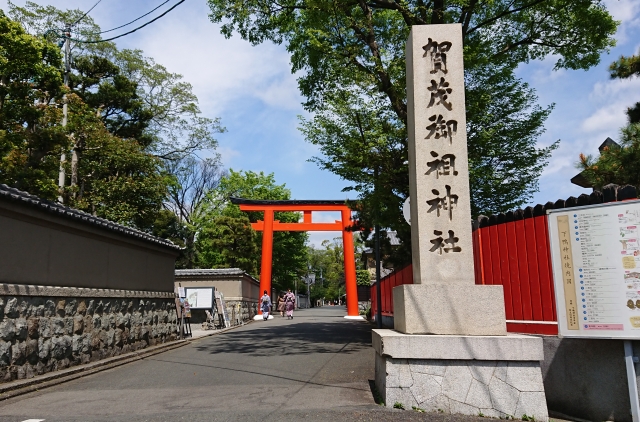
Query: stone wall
xmin=376 ymin=355 xmax=548 ymax=420
xmin=226 ymin=300 xmax=257 ymax=325
xmin=0 ymin=285 xmax=177 ymax=384
xmin=188 ymin=300 xmax=257 ymax=325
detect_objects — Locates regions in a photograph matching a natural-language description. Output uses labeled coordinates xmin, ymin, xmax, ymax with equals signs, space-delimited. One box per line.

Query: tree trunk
xmin=432 ymin=0 xmax=445 ymax=24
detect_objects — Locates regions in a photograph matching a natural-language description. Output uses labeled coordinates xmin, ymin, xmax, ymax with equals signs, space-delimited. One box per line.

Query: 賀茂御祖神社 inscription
xmin=424 ymin=38 xmax=460 ymax=253
xmin=426 ymin=115 xmax=458 ymax=142
xmin=422 ymin=38 xmax=451 ymax=74
xmin=406 ymin=24 xmax=476 ymax=284
xmin=427 ymin=185 xmax=458 ymax=220
xmin=429 ymin=229 xmax=462 ymax=254
xmin=426 ymin=151 xmax=458 ymax=178
xmin=427 ymin=77 xmax=453 ymax=110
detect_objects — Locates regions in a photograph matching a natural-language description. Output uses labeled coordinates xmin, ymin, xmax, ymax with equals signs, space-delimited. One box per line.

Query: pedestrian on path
xmin=277 ymin=293 xmax=286 ymax=317
xmin=260 ymin=290 xmax=271 ymax=320
xmin=284 ymin=289 xmax=295 ymax=319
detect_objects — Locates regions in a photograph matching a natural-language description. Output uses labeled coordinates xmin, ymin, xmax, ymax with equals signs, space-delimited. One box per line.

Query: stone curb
xmin=0 ymin=321 xmax=250 ymax=401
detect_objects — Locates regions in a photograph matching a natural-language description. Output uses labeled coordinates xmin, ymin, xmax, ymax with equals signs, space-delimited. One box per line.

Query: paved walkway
xmin=0 ymin=307 xmax=489 ymax=422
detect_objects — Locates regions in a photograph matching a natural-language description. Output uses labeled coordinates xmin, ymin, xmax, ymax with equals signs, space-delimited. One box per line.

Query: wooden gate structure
xmin=231 ymin=198 xmax=360 ymax=317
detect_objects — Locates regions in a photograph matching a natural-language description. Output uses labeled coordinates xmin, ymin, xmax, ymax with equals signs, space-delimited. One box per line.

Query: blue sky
xmin=3 ymin=0 xmax=640 ymax=246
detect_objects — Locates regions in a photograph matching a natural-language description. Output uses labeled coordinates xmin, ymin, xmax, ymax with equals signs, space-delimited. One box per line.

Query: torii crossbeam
xmin=230 ymin=198 xmax=360 ymax=317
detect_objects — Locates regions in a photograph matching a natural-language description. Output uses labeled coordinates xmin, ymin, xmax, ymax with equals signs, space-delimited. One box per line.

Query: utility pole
xmin=57 ymin=26 xmax=71 ymax=203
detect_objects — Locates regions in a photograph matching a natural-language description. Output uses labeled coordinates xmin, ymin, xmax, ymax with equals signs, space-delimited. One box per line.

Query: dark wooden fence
xmin=371 ymin=184 xmax=638 ymax=335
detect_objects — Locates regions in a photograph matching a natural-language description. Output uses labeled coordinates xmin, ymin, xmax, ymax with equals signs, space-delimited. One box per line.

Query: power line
xmin=98 ymin=0 xmax=172 ymax=34
xmin=70 ymin=0 xmax=186 ymax=44
xmin=72 ymin=0 xmax=103 ymax=26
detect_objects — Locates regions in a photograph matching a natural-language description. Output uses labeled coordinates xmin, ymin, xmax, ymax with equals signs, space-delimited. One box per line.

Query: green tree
xmin=196 ymin=170 xmax=309 ymax=290
xmin=577 ymin=124 xmax=640 ymax=190
xmin=0 ymin=3 xmax=225 ymax=242
xmin=0 ymin=11 xmax=66 ymax=198
xmin=609 ymin=50 xmax=640 ymax=123
xmin=196 ymin=214 xmax=260 ymax=274
xmin=576 ymin=48 xmax=640 ymax=188
xmin=62 ymin=94 xmax=169 ymax=228
xmin=307 ymin=236 xmax=364 ymax=302
xmin=208 ymin=0 xmax=616 ymax=264
xmin=8 ymin=2 xmax=225 ymax=190
xmin=165 ymin=155 xmax=225 ymax=268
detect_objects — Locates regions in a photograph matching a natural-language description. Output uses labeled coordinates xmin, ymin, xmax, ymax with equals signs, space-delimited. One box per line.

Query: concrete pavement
xmin=0 ymin=306 xmax=490 ymax=421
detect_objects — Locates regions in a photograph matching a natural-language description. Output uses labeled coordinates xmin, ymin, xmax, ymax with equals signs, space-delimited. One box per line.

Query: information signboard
xmin=184 ymin=288 xmax=213 ymax=309
xmin=215 ymin=290 xmax=230 ymax=328
xmin=548 ymin=200 xmax=640 ymax=339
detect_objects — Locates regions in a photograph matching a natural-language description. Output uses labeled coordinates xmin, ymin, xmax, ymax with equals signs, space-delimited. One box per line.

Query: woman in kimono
xmin=284 ymin=289 xmax=295 ymax=319
xmin=277 ymin=294 xmax=286 ymax=317
xmin=260 ymin=290 xmax=271 ymax=320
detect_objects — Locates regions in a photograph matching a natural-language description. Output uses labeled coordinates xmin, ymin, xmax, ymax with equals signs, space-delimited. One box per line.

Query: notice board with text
xmin=184 ymin=288 xmax=214 ymax=309
xmin=548 ymin=199 xmax=640 ymax=339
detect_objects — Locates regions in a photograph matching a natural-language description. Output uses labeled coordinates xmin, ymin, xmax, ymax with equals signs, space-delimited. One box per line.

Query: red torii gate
xmin=230 ymin=198 xmax=360 ymax=317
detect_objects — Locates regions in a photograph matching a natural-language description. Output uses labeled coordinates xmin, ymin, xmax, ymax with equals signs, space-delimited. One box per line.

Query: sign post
xmin=548 ymin=200 xmax=640 ymax=338
xmin=548 ymin=200 xmax=640 ymax=421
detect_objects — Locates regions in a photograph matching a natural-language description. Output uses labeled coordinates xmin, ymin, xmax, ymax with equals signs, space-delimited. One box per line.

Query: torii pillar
xmin=230 ymin=198 xmax=361 ymax=318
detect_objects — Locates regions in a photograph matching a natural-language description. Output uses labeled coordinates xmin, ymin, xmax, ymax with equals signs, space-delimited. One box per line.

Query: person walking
xmin=277 ymin=293 xmax=286 ymax=317
xmin=284 ymin=289 xmax=295 ymax=319
xmin=260 ymin=290 xmax=271 ymax=321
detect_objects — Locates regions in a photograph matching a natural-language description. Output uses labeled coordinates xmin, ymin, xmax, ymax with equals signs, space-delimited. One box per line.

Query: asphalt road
xmin=0 ymin=307 xmax=489 ymax=422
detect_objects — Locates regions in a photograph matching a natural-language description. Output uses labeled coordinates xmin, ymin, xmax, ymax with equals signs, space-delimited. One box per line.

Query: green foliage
xmin=356 ymin=269 xmax=371 ymax=286
xmin=164 ymin=155 xmax=225 ymax=268
xmin=466 ymin=63 xmax=559 ymax=216
xmin=0 ymin=11 xmax=65 ymax=198
xmin=393 ymin=402 xmax=405 ymax=410
xmin=577 ymin=123 xmax=640 ymax=189
xmin=0 ymin=3 xmax=224 ymax=245
xmin=207 ymin=0 xmax=615 ymax=265
xmin=307 ymin=236 xmax=363 ymax=301
xmin=196 ymin=214 xmax=259 ymax=274
xmin=609 ymin=49 xmax=640 ymax=124
xmin=196 ymin=170 xmax=308 ymax=289
xmin=8 ymin=2 xmax=224 ymax=161
xmin=609 ymin=50 xmax=640 ymax=80
xmin=62 ymin=95 xmax=169 ymax=228
xmin=307 ymin=238 xmax=344 ymax=301
xmin=578 ymin=47 xmax=640 ymax=183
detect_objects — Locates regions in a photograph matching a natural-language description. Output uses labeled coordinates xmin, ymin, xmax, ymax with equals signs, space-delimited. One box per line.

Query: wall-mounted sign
xmin=548 ymin=200 xmax=640 ymax=339
xmin=184 ymin=288 xmax=213 ymax=309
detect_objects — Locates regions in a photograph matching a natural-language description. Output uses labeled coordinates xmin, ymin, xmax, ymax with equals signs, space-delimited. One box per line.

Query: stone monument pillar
xmin=373 ymin=24 xmax=548 ymax=420
xmin=397 ymin=23 xmax=505 ymax=336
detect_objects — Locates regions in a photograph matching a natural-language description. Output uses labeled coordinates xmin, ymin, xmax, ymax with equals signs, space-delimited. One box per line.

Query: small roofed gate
xmin=371 ymin=185 xmax=638 ymax=334
xmin=230 ymin=198 xmax=360 ymax=317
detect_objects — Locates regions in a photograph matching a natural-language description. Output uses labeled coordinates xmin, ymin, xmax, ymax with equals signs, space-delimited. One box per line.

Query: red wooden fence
xmin=473 ymin=212 xmax=558 ymax=335
xmin=370 ymin=185 xmax=638 ymax=335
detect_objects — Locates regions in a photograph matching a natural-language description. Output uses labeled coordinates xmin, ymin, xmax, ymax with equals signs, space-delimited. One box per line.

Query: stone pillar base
xmin=393 ymin=284 xmax=507 ymax=335
xmin=373 ymin=330 xmax=548 ymax=421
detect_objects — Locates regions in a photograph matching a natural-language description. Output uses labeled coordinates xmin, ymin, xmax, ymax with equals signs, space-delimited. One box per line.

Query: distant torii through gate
xmin=230 ymin=198 xmax=361 ymax=318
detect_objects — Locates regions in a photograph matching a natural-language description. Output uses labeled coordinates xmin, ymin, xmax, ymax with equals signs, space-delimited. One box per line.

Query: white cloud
xmin=582 ymin=77 xmax=640 ymax=132
xmin=603 ymin=0 xmax=640 ymax=44
xmin=522 ymin=54 xmax=567 ymax=84
xmin=216 ymin=145 xmax=241 ymax=164
xmin=130 ymin=2 xmax=301 ymax=116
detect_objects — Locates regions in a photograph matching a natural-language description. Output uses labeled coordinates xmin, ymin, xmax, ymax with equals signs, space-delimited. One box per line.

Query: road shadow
xmin=194 ymin=319 xmax=372 ymax=357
